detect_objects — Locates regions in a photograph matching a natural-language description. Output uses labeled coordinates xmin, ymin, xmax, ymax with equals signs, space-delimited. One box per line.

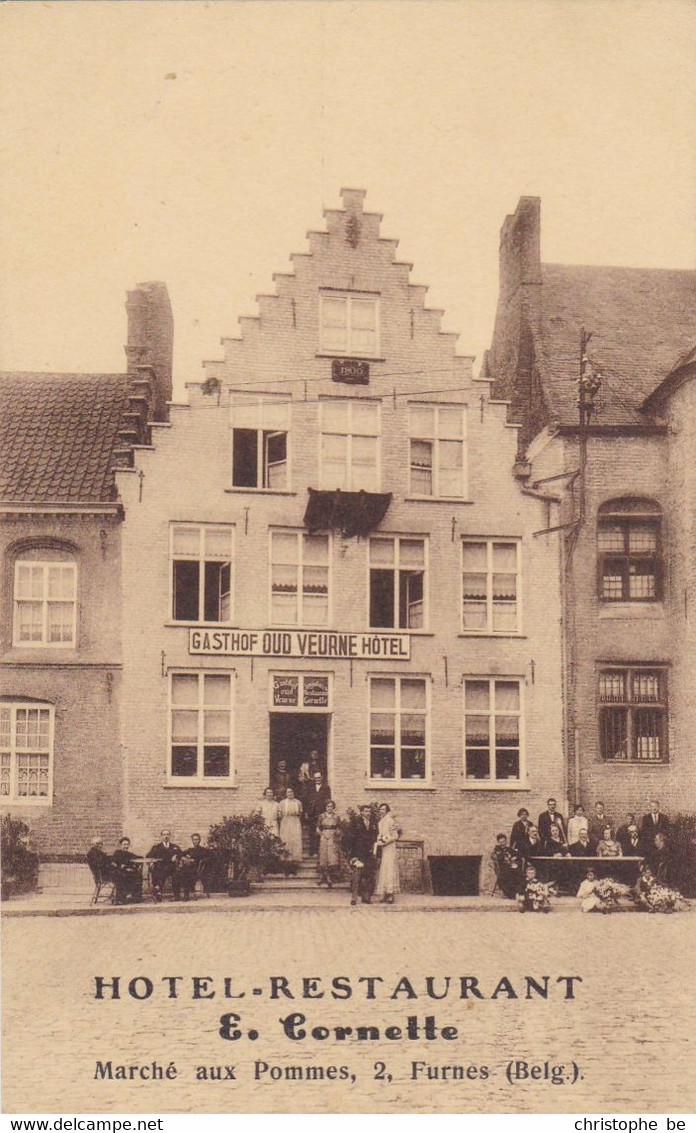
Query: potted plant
xmin=208 ymin=812 xmax=292 ymax=897
xmin=1 ymin=815 xmax=40 ymax=901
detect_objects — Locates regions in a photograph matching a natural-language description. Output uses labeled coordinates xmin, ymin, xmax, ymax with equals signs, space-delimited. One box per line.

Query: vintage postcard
xmin=1 ymin=0 xmax=695 ymax=1117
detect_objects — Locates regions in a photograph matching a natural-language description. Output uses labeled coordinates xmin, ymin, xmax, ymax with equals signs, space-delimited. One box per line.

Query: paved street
xmin=3 ymin=904 xmax=694 ymax=1114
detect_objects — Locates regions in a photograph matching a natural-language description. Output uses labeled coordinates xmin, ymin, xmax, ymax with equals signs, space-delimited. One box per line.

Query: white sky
xmin=1 ymin=0 xmax=694 ymax=395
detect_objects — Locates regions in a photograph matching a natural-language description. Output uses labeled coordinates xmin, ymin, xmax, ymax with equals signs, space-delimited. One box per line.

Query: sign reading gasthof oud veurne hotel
xmin=189 ymin=628 xmax=411 ymax=659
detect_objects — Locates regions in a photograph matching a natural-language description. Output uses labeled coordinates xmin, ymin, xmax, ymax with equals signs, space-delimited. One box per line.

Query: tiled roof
xmin=0 ymin=372 xmax=130 ymax=504
xmin=537 ymin=265 xmax=696 ymax=426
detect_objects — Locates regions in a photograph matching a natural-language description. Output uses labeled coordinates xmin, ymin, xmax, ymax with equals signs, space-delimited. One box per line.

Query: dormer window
xmin=319 ymin=292 xmax=379 ymax=357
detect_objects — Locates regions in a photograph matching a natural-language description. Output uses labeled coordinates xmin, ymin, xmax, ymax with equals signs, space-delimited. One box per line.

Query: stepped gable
xmin=203 ymin=186 xmax=471 ymax=394
xmin=0 ymin=371 xmax=130 ymax=504
xmin=538 ymin=264 xmax=696 ymax=427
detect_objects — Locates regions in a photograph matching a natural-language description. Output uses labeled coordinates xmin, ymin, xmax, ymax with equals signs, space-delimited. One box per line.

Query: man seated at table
xmin=620 ymin=823 xmax=643 ymax=857
xmin=86 ymin=837 xmax=111 ymax=882
xmin=177 ymin=833 xmax=210 ymax=900
xmin=568 ymin=827 xmax=596 ymax=856
xmin=111 ymin=837 xmax=143 ymax=904
xmin=147 ymin=830 xmax=183 ymax=902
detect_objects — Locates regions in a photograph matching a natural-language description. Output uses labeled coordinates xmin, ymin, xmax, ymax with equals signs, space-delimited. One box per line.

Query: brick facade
xmin=485 ymin=196 xmax=696 ymax=827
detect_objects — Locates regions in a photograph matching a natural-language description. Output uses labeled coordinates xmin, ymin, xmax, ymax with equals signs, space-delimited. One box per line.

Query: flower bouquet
xmin=644 ymin=884 xmax=687 ymax=913
xmin=525 ymin=878 xmax=556 ymax=911
xmin=595 ymin=877 xmax=633 ymax=907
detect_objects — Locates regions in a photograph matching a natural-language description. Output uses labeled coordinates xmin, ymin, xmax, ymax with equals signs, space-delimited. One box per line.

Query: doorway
xmin=269 ymin=713 xmax=330 ymax=790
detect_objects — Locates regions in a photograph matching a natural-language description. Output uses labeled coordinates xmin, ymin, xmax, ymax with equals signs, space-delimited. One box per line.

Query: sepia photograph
xmin=1 ymin=0 xmax=695 ymax=1119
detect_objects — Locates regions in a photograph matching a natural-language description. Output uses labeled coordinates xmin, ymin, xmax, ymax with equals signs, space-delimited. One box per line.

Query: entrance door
xmin=269 ymin=713 xmax=329 ymax=791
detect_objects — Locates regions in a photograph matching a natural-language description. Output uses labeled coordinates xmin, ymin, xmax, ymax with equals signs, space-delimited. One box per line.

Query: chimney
xmin=125 ymin=281 xmax=173 ymax=422
xmin=499 ymin=197 xmax=542 ymax=299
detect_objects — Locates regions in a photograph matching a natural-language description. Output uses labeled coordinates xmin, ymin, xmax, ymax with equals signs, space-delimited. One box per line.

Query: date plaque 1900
xmin=331 ymin=358 xmax=370 ymax=384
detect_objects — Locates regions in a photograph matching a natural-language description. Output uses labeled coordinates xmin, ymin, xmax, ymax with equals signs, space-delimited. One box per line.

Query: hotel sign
xmin=189 ymin=628 xmax=410 ymax=660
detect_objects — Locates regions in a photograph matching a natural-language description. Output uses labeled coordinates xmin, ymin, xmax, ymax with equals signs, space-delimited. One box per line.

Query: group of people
xmin=492 ymin=796 xmax=687 ymax=914
xmin=86 ymin=831 xmax=210 ymax=905
xmin=260 ymin=774 xmax=402 ymax=904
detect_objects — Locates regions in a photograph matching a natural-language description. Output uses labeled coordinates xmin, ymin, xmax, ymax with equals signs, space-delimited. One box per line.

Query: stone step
xmin=259 ymin=881 xmax=350 ymax=891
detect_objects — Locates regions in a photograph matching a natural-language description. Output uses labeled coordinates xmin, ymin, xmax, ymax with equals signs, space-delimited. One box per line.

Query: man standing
xmin=304 ymin=771 xmax=332 ymax=855
xmin=641 ymin=799 xmax=670 ymax=842
xmin=345 ymin=805 xmax=378 ymax=905
xmin=537 ymin=798 xmax=567 ymax=844
xmin=147 ymin=829 xmax=182 ymax=902
xmin=272 ymin=760 xmax=293 ymax=801
xmin=588 ymin=801 xmax=612 ymax=847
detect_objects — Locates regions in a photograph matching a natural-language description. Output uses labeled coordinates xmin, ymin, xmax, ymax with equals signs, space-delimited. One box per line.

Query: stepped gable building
xmin=0 ymin=282 xmax=172 ymax=855
xmin=484 ymin=196 xmax=696 ymax=818
xmin=116 ymin=189 xmax=564 ymax=886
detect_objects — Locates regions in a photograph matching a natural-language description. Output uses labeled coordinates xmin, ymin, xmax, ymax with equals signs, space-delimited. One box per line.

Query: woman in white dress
xmin=374 ymin=803 xmax=401 ymax=903
xmin=259 ymin=787 xmax=280 ymax=838
xmin=278 ymin=788 xmax=303 ymax=862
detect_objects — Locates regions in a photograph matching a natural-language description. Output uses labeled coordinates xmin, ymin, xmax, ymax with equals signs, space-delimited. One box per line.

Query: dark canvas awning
xmin=304 ymin=488 xmax=392 ymax=538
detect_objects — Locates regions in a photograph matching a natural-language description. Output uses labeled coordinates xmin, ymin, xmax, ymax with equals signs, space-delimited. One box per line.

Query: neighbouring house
xmin=483 ymin=196 xmax=696 ymax=820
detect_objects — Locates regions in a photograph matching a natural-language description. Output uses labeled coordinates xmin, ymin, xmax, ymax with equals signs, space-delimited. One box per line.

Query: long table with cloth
xmin=530 ymin=855 xmax=644 ymax=895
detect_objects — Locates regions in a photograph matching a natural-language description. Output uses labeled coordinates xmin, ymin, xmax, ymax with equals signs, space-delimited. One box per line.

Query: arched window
xmin=597 ymin=498 xmax=662 ymax=602
xmin=9 ymin=540 xmax=78 ymax=647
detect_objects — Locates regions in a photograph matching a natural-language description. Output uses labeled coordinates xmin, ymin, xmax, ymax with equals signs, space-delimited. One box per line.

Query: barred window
xmin=369 ymin=676 xmax=428 ymax=783
xmin=270 ymin=531 xmax=330 ymax=626
xmin=464 ymin=678 xmax=522 ymax=783
xmin=0 ymin=701 xmax=53 ymax=803
xmin=598 ymin=666 xmax=667 ymax=762
xmin=598 ymin=498 xmax=662 ymax=601
xmin=169 ymin=672 xmax=233 ymax=782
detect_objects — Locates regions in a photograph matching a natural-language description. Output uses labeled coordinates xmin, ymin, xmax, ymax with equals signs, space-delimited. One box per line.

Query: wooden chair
xmin=88 ymin=863 xmax=115 ymax=905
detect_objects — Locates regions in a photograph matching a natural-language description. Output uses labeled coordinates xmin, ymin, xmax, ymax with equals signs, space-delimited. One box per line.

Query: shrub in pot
xmin=1 ymin=815 xmax=40 ymax=900
xmin=208 ymin=812 xmax=292 ymax=896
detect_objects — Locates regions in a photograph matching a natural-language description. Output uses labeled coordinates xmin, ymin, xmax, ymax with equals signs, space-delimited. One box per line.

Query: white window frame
xmin=13 ymin=561 xmax=77 ymax=648
xmin=367 ymin=674 xmax=431 ymax=788
xmin=269 ymin=530 xmax=332 ymax=627
xmin=461 ymin=538 xmax=522 ymax=635
xmin=368 ymin=536 xmax=429 ymax=631
xmin=0 ymin=701 xmax=54 ymax=805
xmin=168 ymin=670 xmax=235 ymax=786
xmin=462 ymin=677 xmax=525 ymax=789
xmin=230 ymin=392 xmax=291 ymax=491
xmin=319 ymin=292 xmax=380 ymax=357
xmin=319 ymin=398 xmax=381 ymax=491
xmin=408 ymin=403 xmax=468 ymax=498
xmin=170 ymin=524 xmax=235 ymax=624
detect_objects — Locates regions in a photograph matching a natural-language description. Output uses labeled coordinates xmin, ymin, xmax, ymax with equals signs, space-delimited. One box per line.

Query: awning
xmin=304 ymin=488 xmax=392 ymax=538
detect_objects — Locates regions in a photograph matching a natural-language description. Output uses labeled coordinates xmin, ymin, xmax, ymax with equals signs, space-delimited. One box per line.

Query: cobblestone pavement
xmin=3 ymin=906 xmax=694 ymax=1114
